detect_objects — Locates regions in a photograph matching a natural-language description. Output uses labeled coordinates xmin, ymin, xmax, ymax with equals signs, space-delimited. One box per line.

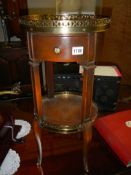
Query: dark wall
xmin=96 ymin=0 xmax=131 ymax=86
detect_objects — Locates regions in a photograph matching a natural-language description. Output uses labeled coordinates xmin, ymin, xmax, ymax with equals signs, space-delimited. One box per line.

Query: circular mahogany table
xmin=20 ymin=14 xmax=110 ymax=173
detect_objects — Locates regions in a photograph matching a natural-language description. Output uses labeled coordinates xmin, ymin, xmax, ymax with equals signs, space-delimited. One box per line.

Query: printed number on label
xmin=72 ymin=47 xmax=84 ymax=55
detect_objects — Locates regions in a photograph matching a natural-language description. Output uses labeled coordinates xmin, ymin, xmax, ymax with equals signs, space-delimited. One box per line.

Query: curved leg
xmin=83 ymin=121 xmax=92 ymax=174
xmin=33 ymin=118 xmax=43 ymax=166
xmin=38 ymin=165 xmax=44 ymax=175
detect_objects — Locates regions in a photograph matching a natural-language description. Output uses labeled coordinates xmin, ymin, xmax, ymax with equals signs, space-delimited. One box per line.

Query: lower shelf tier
xmin=40 ymin=92 xmax=97 ymax=134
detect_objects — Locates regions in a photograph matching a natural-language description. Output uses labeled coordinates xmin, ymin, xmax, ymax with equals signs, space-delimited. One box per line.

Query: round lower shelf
xmin=41 ymin=92 xmax=97 ymax=134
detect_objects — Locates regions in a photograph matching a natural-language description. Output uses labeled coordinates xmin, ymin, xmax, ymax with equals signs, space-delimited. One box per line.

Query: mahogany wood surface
xmin=1 ymin=85 xmax=130 ymax=175
xmin=28 ymin=32 xmax=96 ymax=64
xmin=27 ymin=30 xmax=97 ymax=171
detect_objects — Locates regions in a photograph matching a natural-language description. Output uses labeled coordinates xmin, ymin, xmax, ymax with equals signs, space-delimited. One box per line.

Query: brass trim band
xmin=40 ymin=114 xmax=96 ymax=134
xmin=20 ymin=14 xmax=110 ymax=33
xmin=39 ymin=102 xmax=97 ymax=134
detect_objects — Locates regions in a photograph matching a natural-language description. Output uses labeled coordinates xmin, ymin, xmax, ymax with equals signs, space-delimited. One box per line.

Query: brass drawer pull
xmin=54 ymin=47 xmax=61 ymax=54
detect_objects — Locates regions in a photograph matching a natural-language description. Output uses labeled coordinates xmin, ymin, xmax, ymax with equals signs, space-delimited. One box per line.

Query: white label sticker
xmin=72 ymin=46 xmax=84 ymax=55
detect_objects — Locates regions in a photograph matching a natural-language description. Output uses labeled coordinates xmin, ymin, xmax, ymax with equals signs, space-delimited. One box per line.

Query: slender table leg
xmin=29 ymin=61 xmax=43 ymax=166
xmin=81 ymin=65 xmax=95 ymax=173
xmin=33 ymin=120 xmax=44 ymax=174
xmin=33 ymin=118 xmax=43 ymax=166
xmin=83 ymin=121 xmax=92 ymax=173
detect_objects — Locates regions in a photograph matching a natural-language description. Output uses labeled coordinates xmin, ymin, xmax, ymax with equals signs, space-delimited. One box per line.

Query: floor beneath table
xmin=5 ymin=85 xmax=131 ymax=174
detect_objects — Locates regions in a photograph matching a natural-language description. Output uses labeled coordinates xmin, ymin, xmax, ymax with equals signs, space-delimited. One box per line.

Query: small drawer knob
xmin=54 ymin=47 xmax=61 ymax=54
